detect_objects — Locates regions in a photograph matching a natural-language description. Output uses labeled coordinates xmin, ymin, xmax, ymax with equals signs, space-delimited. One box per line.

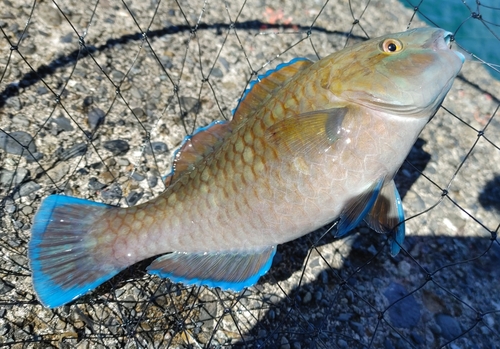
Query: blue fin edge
xmin=232 ymin=57 xmax=310 ymax=115
xmin=29 ymin=195 xmax=119 ymax=308
xmin=148 ymin=248 xmax=276 ymax=292
xmin=162 ymin=120 xmax=228 ymax=182
xmin=389 ymin=187 xmax=405 ymax=256
xmin=336 ymin=179 xmax=384 ymax=237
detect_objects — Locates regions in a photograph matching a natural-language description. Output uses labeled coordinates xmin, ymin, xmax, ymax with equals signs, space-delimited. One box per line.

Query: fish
xmin=29 ymin=27 xmax=464 ymax=308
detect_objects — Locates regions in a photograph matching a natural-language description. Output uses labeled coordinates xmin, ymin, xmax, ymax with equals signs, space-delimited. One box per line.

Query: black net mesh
xmin=1 ymin=0 xmax=499 ymax=348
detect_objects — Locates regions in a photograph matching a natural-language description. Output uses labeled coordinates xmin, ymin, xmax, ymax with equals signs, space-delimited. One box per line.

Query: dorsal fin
xmin=232 ymin=58 xmax=313 ymax=124
xmin=164 ymin=58 xmax=313 ymax=186
xmin=164 ymin=121 xmax=231 ymax=186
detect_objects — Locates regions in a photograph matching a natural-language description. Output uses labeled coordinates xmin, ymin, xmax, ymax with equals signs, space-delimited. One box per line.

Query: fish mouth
xmin=441 ymin=31 xmax=466 ymax=63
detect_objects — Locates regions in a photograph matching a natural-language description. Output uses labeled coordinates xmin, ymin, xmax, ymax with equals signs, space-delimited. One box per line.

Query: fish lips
xmin=432 ymin=29 xmax=465 ymax=65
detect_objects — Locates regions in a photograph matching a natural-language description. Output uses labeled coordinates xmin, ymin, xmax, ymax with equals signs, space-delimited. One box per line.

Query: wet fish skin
xmin=29 ymin=27 xmax=464 ymax=307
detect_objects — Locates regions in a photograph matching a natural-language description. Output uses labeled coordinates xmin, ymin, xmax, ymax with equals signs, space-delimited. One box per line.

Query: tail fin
xmin=29 ymin=195 xmax=124 ymax=308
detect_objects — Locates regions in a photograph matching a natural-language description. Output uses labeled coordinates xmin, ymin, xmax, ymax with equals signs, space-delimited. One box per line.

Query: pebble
xmin=302 ymin=291 xmax=312 ymax=304
xmin=0 ymin=130 xmax=37 ymax=155
xmin=60 ymin=33 xmax=73 ymax=43
xmin=383 ymin=282 xmax=421 ymax=328
xmin=131 ymin=172 xmax=145 ymax=182
xmin=210 ymin=67 xmax=223 ymax=78
xmin=180 ymin=96 xmax=200 ymax=113
xmin=131 ymin=107 xmax=145 ymax=119
xmin=52 ymin=115 xmax=74 ymax=132
xmin=349 ymin=321 xmax=364 ymax=337
xmin=145 ymin=141 xmax=168 ymax=155
xmin=88 ymin=177 xmax=106 ymax=191
xmin=22 ymin=205 xmax=33 ymax=215
xmin=100 ymin=183 xmax=122 ymax=201
xmin=5 ymin=202 xmax=16 ymax=214
xmin=319 ymin=270 xmax=328 ymax=284
xmin=435 ymin=313 xmax=461 ymax=340
xmin=337 ymin=339 xmax=348 ymax=349
xmin=337 ymin=313 xmax=352 ymax=322
xmin=410 ymin=331 xmax=424 ymax=345
xmin=111 ymin=69 xmax=125 ymax=81
xmin=116 ymin=158 xmax=130 ymax=166
xmin=87 ymin=107 xmax=106 ymax=130
xmin=12 ymin=114 xmax=29 ymax=127
xmin=280 ymin=336 xmax=290 ymax=349
xmin=46 ymin=162 xmax=69 ymax=182
xmin=6 ymin=96 xmax=21 ymax=110
xmin=25 ymin=151 xmax=43 ymax=162
xmin=37 ymin=86 xmax=49 ymax=95
xmin=15 ymin=181 xmax=41 ymax=198
xmin=219 ymin=57 xmax=230 ymax=71
xmin=0 ymin=279 xmax=14 ymax=295
xmin=129 ymin=86 xmax=143 ymax=99
xmin=58 ymin=142 xmax=87 ymax=161
xmin=83 ymin=96 xmax=93 ymax=107
xmin=126 ymin=191 xmax=143 ymax=206
xmin=103 ymin=139 xmax=130 ymax=155
xmin=148 ymin=175 xmax=158 ymax=188
xmin=0 ymin=168 xmax=27 ymax=186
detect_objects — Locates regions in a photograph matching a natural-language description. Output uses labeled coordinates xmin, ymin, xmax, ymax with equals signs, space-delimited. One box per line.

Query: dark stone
xmin=88 ymin=177 xmax=106 ymax=191
xmin=52 ymin=115 xmax=74 ymax=132
xmin=211 ymin=67 xmax=223 ymax=78
xmin=435 ymin=313 xmax=461 ymax=340
xmin=87 ymin=107 xmax=105 ymax=130
xmin=383 ymin=282 xmax=421 ymax=328
xmin=103 ymin=139 xmax=129 ymax=155
xmin=60 ymin=33 xmax=73 ymax=43
xmin=101 ymin=183 xmax=122 ymax=201
xmin=16 ymin=181 xmax=41 ymax=198
xmin=0 ymin=130 xmax=37 ymax=155
xmin=145 ymin=141 xmax=168 ymax=155
xmin=148 ymin=175 xmax=158 ymax=188
xmin=410 ymin=331 xmax=424 ymax=345
xmin=58 ymin=142 xmax=87 ymax=160
xmin=83 ymin=96 xmax=93 ymax=107
xmin=126 ymin=191 xmax=143 ymax=206
xmin=131 ymin=172 xmax=145 ymax=182
xmin=37 ymin=86 xmax=49 ymax=95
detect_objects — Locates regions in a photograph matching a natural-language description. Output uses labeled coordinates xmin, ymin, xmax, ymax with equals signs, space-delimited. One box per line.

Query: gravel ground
xmin=0 ymin=0 xmax=499 ymax=348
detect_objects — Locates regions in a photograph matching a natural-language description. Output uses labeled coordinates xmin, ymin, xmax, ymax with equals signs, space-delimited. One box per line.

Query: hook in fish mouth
xmin=441 ymin=30 xmax=466 ymax=63
xmin=444 ymin=31 xmax=454 ymax=47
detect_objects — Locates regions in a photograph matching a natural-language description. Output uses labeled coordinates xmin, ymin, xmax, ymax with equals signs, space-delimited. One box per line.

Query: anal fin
xmin=364 ymin=179 xmax=405 ymax=256
xmin=147 ymin=246 xmax=276 ymax=291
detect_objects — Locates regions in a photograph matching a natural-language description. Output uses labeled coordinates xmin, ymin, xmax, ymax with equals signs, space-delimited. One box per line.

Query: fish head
xmin=327 ymin=27 xmax=464 ymax=118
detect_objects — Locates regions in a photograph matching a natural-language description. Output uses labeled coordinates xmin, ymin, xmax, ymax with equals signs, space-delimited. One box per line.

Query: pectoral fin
xmin=364 ymin=180 xmax=405 ymax=256
xmin=335 ymin=179 xmax=384 ymax=238
xmin=266 ymin=107 xmax=348 ymax=156
xmin=147 ymin=246 xmax=276 ymax=291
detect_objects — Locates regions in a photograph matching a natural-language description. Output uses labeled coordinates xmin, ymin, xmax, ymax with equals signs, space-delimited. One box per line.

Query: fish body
xmin=29 ymin=27 xmax=464 ymax=307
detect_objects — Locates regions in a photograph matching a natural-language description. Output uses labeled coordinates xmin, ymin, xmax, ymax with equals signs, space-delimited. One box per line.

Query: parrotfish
xmin=29 ymin=27 xmax=464 ymax=308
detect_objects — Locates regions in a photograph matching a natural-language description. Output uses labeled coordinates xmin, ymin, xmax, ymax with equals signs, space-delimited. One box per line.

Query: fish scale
xmin=29 ymin=27 xmax=464 ymax=307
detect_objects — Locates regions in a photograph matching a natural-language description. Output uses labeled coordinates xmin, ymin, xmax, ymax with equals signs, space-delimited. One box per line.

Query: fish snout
xmin=433 ymin=30 xmax=466 ymax=63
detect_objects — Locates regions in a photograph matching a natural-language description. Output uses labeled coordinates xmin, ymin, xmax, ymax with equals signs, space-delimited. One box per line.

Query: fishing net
xmin=1 ymin=0 xmax=499 ymax=348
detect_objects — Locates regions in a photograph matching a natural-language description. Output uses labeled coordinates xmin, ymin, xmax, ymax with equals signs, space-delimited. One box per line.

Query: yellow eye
xmin=380 ymin=38 xmax=403 ymax=53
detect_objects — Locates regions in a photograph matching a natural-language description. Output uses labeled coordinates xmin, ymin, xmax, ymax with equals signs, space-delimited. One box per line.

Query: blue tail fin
xmin=29 ymin=195 xmax=124 ymax=308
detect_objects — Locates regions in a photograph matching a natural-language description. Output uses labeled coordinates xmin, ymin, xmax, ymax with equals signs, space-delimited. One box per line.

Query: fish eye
xmin=380 ymin=38 xmax=403 ymax=53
